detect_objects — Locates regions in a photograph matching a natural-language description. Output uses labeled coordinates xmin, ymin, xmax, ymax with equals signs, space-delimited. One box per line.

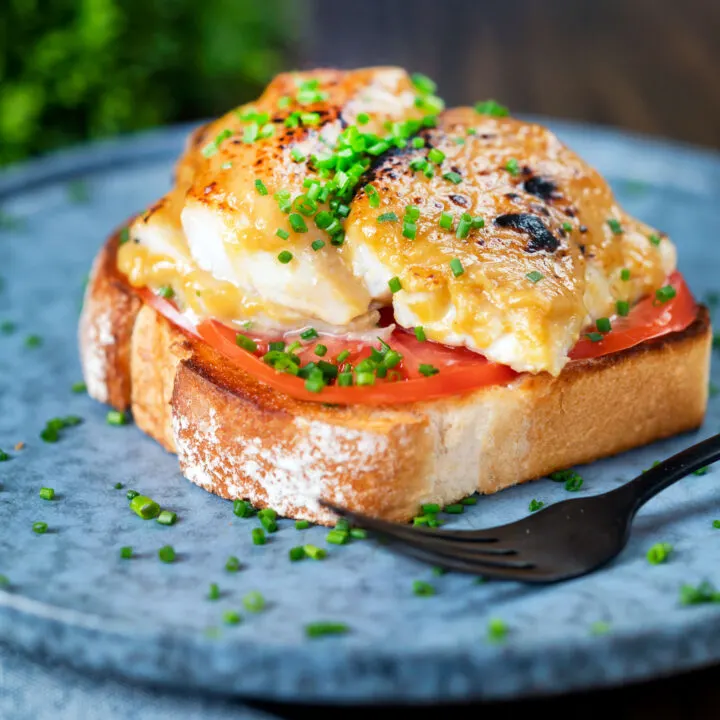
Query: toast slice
xmin=79 ymin=233 xmax=712 ymax=525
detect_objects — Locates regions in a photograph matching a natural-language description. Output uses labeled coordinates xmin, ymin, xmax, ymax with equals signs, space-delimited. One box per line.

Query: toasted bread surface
xmin=80 ymin=237 xmax=711 ymax=524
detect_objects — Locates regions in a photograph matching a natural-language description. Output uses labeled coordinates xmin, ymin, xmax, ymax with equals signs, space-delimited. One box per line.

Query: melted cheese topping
xmin=117 ymin=68 xmax=675 ymax=375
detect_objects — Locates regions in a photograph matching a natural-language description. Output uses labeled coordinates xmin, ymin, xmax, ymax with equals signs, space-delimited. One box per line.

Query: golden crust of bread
xmin=79 ymin=235 xmax=711 ymax=525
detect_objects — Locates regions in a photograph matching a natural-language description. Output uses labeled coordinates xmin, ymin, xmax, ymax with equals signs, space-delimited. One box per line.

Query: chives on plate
xmin=235 ymin=334 xmax=258 ymax=353
xmin=32 ymin=522 xmax=48 ymax=534
xmin=585 ymin=332 xmax=603 ymax=343
xmin=223 ymin=610 xmax=242 ymax=625
xmin=647 ymin=542 xmax=673 ymax=565
xmin=505 ymin=158 xmax=520 ymax=176
xmin=305 ymin=622 xmax=349 ymax=638
xmin=487 ymin=618 xmax=509 ymax=643
xmin=419 ymin=364 xmax=439 ymax=377
xmin=289 ymin=546 xmax=305 ymax=561
xmin=562 ymin=221 xmax=573 ymax=233
xmin=649 ymin=233 xmax=661 ymax=246
xmin=439 ymin=212 xmax=453 ymax=230
xmin=303 ymin=544 xmax=327 ymax=560
xmin=276 ymin=228 xmax=290 ymax=240
xmin=114 ymin=482 xmax=123 ymax=490
xmin=300 ymin=328 xmax=318 ymax=340
xmin=655 ymin=285 xmax=677 ymax=304
xmin=616 ymin=300 xmax=630 ymax=317
xmin=120 ymin=546 xmax=133 ymax=559
xmin=106 ymin=410 xmax=127 ymax=426
xmin=412 ymin=580 xmax=436 ymax=596
xmin=225 ymin=556 xmax=241 ymax=572
xmin=414 ymin=326 xmax=426 ymax=342
xmin=620 ymin=268 xmax=631 ymax=281
xmin=474 ymin=99 xmax=509 ymax=117
xmin=311 ymin=239 xmax=325 ymax=251
xmin=208 ymin=583 xmax=220 ymax=600
xmin=130 ymin=495 xmax=161 ymax=520
xmin=252 ymin=528 xmax=266 ymax=545
xmin=607 ymin=218 xmax=623 ymax=235
xmin=156 ymin=510 xmax=177 ymax=526
xmin=39 ymin=487 xmax=55 ymax=501
xmin=126 ymin=490 xmax=139 ymax=500
xmin=596 ymin=317 xmax=612 ymax=333
xmin=71 ymin=381 xmax=87 ymax=393
xmin=242 ymin=591 xmax=266 ymax=612
xmin=456 ymin=213 xmax=472 ymax=239
xmin=529 ymin=499 xmax=545 ymax=512
xmin=444 ymin=504 xmax=464 ymax=514
xmin=402 ymin=221 xmax=417 ymax=239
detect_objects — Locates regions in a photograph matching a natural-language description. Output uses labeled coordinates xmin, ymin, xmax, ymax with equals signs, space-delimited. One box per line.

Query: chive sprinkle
xmin=487 ymin=618 xmax=509 ymax=643
xmin=275 ymin=228 xmax=290 ymax=240
xmin=311 ymin=239 xmax=325 ymax=251
xmin=208 ymin=583 xmax=220 ymax=600
xmin=106 ymin=410 xmax=127 ymax=426
xmin=414 ymin=326 xmax=426 ymax=342
xmin=235 ymin=334 xmax=258 ymax=352
xmin=120 ymin=546 xmax=133 ymax=559
xmin=616 ymin=300 xmax=630 ymax=317
xmin=0 ymin=450 xmax=10 ymax=462
xmin=649 ymin=233 xmax=661 ymax=246
xmin=474 ymin=99 xmax=510 ymax=116
xmin=377 ymin=212 xmax=398 ymax=223
xmin=300 ymin=328 xmax=318 ymax=340
xmin=71 ymin=381 xmax=87 ymax=393
xmin=156 ymin=510 xmax=177 ymax=526
xmin=562 ymin=221 xmax=573 ymax=233
xmin=461 ymin=496 xmax=477 ymax=505
xmin=449 ymin=258 xmax=464 ymax=277
xmin=225 ymin=556 xmax=241 ymax=572
xmin=439 ymin=212 xmax=453 ymax=230
xmin=130 ymin=495 xmax=161 ymax=520
xmin=456 ymin=213 xmax=472 ymax=239
xmin=443 ymin=171 xmax=462 ymax=185
xmin=254 ymin=179 xmax=268 ymax=195
xmin=596 ymin=317 xmax=612 ymax=333
xmin=39 ymin=487 xmax=55 ymax=501
xmin=157 ymin=285 xmax=174 ymax=299
xmin=277 ymin=250 xmax=293 ymax=264
xmin=243 ymin=591 xmax=266 ymax=613
xmin=158 ymin=545 xmax=176 ymax=563
xmin=289 ymin=214 xmax=308 ymax=233
xmin=32 ymin=522 xmax=48 ymax=534
xmin=336 ymin=349 xmax=350 ymax=363
xmin=388 ymin=276 xmax=402 ymax=293
xmin=585 ymin=332 xmax=604 ymax=343
xmin=713 ymin=520 xmax=720 ymax=529
xmin=620 ymin=268 xmax=631 ymax=281
xmin=252 ymin=528 xmax=266 ymax=545
xmin=655 ymin=285 xmax=677 ymax=304
xmin=305 ymin=622 xmax=349 ymax=638
xmin=303 ymin=544 xmax=327 ymax=560
xmin=444 ymin=504 xmax=464 ymax=514
xmin=289 ymin=546 xmax=305 ymax=561
xmin=505 ymin=158 xmax=520 ymax=176
xmin=412 ymin=580 xmax=436 ymax=596
xmin=529 ymin=499 xmax=545 ymax=512
xmin=526 ymin=271 xmax=544 ymax=283
xmin=126 ymin=490 xmax=139 ymax=500
xmin=418 ymin=364 xmax=439 ymax=377
xmin=647 ymin=542 xmax=673 ymax=565
xmin=607 ymin=218 xmax=623 ymax=235
xmin=428 ymin=148 xmax=445 ymax=165
xmin=402 ymin=221 xmax=417 ymax=239
xmin=290 ymin=148 xmax=305 ymax=162
xmin=223 ymin=610 xmax=242 ymax=625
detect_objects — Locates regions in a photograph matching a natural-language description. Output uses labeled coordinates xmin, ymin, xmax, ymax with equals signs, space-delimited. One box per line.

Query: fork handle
xmin=624 ymin=432 xmax=720 ymax=511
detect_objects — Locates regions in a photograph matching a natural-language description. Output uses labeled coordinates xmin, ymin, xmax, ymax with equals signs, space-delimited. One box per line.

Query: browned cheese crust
xmin=80 ymin=236 xmax=711 ymax=524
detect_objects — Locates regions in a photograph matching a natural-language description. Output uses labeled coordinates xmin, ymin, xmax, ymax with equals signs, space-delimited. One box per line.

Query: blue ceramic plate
xmin=0 ymin=121 xmax=718 ymax=703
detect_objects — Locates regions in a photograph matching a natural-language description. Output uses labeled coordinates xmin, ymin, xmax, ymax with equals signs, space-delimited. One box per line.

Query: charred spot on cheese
xmin=523 ymin=176 xmax=558 ymax=202
xmin=504 ymin=192 xmax=520 ymax=201
xmin=494 ymin=213 xmax=560 ymax=253
xmin=449 ymin=193 xmax=471 ymax=208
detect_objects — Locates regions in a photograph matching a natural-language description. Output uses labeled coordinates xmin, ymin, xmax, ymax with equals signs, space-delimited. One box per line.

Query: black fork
xmin=321 ymin=433 xmax=720 ymax=583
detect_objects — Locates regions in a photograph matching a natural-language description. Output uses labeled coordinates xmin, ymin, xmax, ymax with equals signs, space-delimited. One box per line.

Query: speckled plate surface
xmin=0 ymin=121 xmax=718 ymax=704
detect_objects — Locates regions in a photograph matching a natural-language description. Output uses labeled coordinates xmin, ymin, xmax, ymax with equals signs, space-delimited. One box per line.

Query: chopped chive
xmin=119 ymin=227 xmax=130 ymax=245
xmin=252 ymin=528 xmax=266 ymax=545
xmin=242 ymin=591 xmax=266 ymax=612
xmin=326 ymin=530 xmax=349 ymax=545
xmin=39 ymin=487 xmax=55 ymax=501
xmin=439 ymin=212 xmax=453 ymax=230
xmin=377 ymin=212 xmax=398 ymax=223
xmin=616 ymin=300 xmax=630 ymax=317
xmin=620 ymin=268 xmax=631 ymax=281
xmin=290 ymin=148 xmax=305 ymax=162
xmin=590 ymin=621 xmax=611 ymax=636
xmin=607 ymin=218 xmax=623 ymax=235
xmin=130 ymin=495 xmax=161 ymax=520
xmin=356 ymin=112 xmax=370 ymax=125
xmin=443 ymin=171 xmax=462 ymax=184
xmin=474 ymin=99 xmax=509 ymax=116
xmin=526 ymin=270 xmax=544 ymax=283
xmin=289 ymin=214 xmax=308 ymax=233
xmin=350 ymin=528 xmax=367 ymax=540
xmin=404 ymin=205 xmax=420 ymax=220
xmin=336 ymin=349 xmax=350 ymax=363
xmin=388 ymin=276 xmax=402 ymax=293
xmin=461 ymin=496 xmax=477 ymax=505
xmin=449 ymin=258 xmax=464 ymax=277
xmin=25 ymin=334 xmax=42 ymax=348
xmin=456 ymin=213 xmax=472 ymax=239
xmin=225 ymin=555 xmax=241 ymax=572
xmin=243 ymin=123 xmax=259 ymax=143
xmin=305 ymin=622 xmax=349 ymax=637
xmin=208 ymin=583 xmax=220 ymax=600
xmin=471 ymin=216 xmax=485 ymax=229
xmin=258 ymin=123 xmax=275 ymax=139
xmin=275 ymin=228 xmax=290 ymax=240
xmin=655 ymin=285 xmax=677 ymax=304
xmin=126 ymin=489 xmax=139 ymax=500
xmin=414 ymin=326 xmax=426 ymax=342
xmin=106 ymin=410 xmax=127 ymax=426
xmin=254 ymin=179 xmax=268 ymax=195
xmin=529 ymin=499 xmax=545 ymax=512
xmin=32 ymin=522 xmax=48 ymax=534
xmin=365 ymin=184 xmax=380 ymax=208
xmin=158 ymin=545 xmax=176 ymax=563
xmin=564 ymin=474 xmax=584 ymax=492
xmin=402 ymin=221 xmax=417 ymax=239
xmin=647 ymin=542 xmax=673 ymax=565
xmin=487 ymin=618 xmax=509 ymax=643
xmin=277 ymin=250 xmax=293 ymax=264
xmin=289 ymin=546 xmax=305 ymax=561
xmin=235 ymin=334 xmax=258 ymax=352
xmin=295 ymin=519 xmax=310 ymax=530
xmin=71 ymin=381 xmax=87 ymax=393
xmin=418 ymin=363 xmax=439 ymax=377
xmin=156 ymin=510 xmax=177 ymax=526
xmin=311 ymin=239 xmax=325 ymax=252
xmin=585 ymin=332 xmax=604 ymax=343
xmin=562 ymin=221 xmax=573 ymax=233
xmin=0 ymin=450 xmax=9 ymax=461
xmin=120 ymin=546 xmax=133 ymax=559
xmin=338 ymin=371 xmax=353 ymax=386
xmin=233 ymin=499 xmax=255 ymax=518
xmin=596 ymin=317 xmax=612 ymax=333
xmin=223 ymin=610 xmax=242 ymax=625
xmin=411 ymin=72 xmax=437 ymax=95
xmin=412 ymin=137 xmax=426 ymax=148
xmin=693 ymin=466 xmax=709 ymax=476
xmin=114 ymin=482 xmax=123 ymax=490
xmin=505 ymin=158 xmax=520 ymax=176
xmin=300 ymin=328 xmax=318 ymax=340
xmin=649 ymin=233 xmax=661 ymax=246
xmin=428 ymin=148 xmax=445 ymax=164
xmin=355 ymin=371 xmax=375 ymax=386
xmin=157 ymin=285 xmax=174 ymax=299
xmin=303 ymin=544 xmax=327 ymax=560
xmin=412 ymin=580 xmax=436 ymax=596
xmin=713 ymin=520 xmax=720 ymax=529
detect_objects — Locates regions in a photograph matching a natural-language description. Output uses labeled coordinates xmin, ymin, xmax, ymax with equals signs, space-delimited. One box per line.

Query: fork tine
xmin=320 ymin=500 xmax=515 ymax=554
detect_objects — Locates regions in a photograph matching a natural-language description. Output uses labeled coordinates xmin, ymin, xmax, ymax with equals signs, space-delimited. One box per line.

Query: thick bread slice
xmin=80 ymin=236 xmax=712 ymax=524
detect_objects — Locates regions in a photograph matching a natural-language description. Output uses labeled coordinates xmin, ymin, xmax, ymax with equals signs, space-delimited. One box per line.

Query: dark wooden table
xmin=290 ymin=1 xmax=720 ymax=713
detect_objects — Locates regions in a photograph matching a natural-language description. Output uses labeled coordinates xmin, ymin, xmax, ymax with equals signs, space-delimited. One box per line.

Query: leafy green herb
xmin=130 ymin=495 xmax=160 ymax=520
xmin=225 ymin=556 xmax=241 ymax=572
xmin=32 ymin=522 xmax=48 ymax=534
xmin=680 ymin=581 xmax=720 ymax=605
xmin=529 ymin=499 xmax=544 ymax=512
xmin=120 ymin=546 xmax=133 ymax=559
xmin=412 ymin=580 xmax=436 ymax=596
xmin=223 ymin=610 xmax=242 ymax=625
xmin=647 ymin=542 xmax=673 ymax=565
xmin=486 ymin=618 xmax=509 ymax=643
xmin=607 ymin=218 xmax=623 ymax=235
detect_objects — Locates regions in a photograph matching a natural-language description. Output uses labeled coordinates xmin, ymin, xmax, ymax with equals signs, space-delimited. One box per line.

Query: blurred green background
xmin=2 ymin=0 xmax=718 ymax=168
xmin=0 ymin=0 xmax=297 ymax=166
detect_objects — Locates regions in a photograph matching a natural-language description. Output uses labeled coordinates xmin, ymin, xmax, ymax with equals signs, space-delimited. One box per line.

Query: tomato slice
xmin=569 ymin=272 xmax=695 ymax=360
xmin=139 ymin=271 xmax=697 ymax=406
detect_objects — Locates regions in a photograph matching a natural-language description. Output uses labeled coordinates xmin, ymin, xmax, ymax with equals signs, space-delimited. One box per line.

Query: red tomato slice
xmin=569 ymin=272 xmax=695 ymax=360
xmin=139 ymin=271 xmax=697 ymax=406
